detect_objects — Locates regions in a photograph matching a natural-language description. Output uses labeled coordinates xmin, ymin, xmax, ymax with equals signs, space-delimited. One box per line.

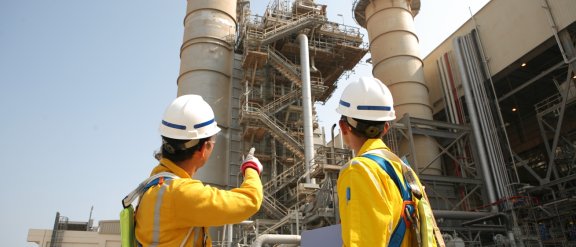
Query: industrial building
xmin=29 ymin=0 xmax=576 ymax=246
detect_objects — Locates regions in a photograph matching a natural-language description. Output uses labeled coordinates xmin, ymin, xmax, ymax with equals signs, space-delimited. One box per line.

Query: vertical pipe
xmin=469 ymin=10 xmax=520 ymax=188
xmin=221 ymin=224 xmax=227 ymax=247
xmin=227 ymin=224 xmax=233 ymax=247
xmin=437 ymin=57 xmax=456 ymax=124
xmin=177 ymin=0 xmax=237 ymax=186
xmin=298 ymin=34 xmax=314 ymax=184
xmin=271 ymin=138 xmax=277 ymax=179
xmin=464 ymin=34 xmax=503 ymax=198
xmin=453 ymin=37 xmax=498 ymax=210
xmin=354 ymin=0 xmax=441 ymax=175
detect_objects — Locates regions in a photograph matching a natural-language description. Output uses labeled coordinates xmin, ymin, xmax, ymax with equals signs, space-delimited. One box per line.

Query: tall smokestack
xmin=178 ymin=0 xmax=237 ymax=185
xmin=354 ymin=0 xmax=441 ymax=175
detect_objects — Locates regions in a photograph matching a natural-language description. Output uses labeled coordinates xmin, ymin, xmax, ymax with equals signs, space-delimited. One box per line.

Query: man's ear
xmin=339 ymin=119 xmax=351 ymax=135
xmin=199 ymin=141 xmax=209 ymax=158
xmin=382 ymin=122 xmax=390 ymax=135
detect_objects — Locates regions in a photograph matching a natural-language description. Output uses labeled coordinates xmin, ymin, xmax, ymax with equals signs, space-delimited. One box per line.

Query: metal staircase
xmin=261 ymin=88 xmax=302 ymax=115
xmin=268 ymin=47 xmax=328 ymax=92
xmin=264 ymin=161 xmax=306 ymax=195
xmin=261 ymin=192 xmax=289 ymax=219
xmin=238 ymin=6 xmax=354 ymax=236
xmin=268 ymin=47 xmax=302 ymax=85
xmin=243 ymin=105 xmax=305 ymax=158
xmin=258 ymin=211 xmax=299 ymax=235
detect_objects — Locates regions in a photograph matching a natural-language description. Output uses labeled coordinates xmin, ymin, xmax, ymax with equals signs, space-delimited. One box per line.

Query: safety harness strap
xmin=122 ymin=172 xmax=180 ymax=208
xmin=362 ymin=153 xmax=414 ymax=247
xmin=122 ymin=172 xmax=203 ymax=247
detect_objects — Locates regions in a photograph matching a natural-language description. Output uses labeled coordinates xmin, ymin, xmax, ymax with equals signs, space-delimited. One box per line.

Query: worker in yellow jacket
xmin=135 ymin=95 xmax=263 ymax=247
xmin=336 ymin=77 xmax=420 ymax=247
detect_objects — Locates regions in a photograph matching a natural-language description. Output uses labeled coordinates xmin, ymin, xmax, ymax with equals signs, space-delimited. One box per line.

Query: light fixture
xmin=521 ymin=63 xmax=527 ymax=67
xmin=573 ymin=74 xmax=576 ymax=79
xmin=512 ymin=108 xmax=517 ymax=112
xmin=337 ymin=13 xmax=344 ymax=26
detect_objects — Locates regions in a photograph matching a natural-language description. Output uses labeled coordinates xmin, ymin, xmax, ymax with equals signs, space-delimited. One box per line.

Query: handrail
xmin=261 ymin=89 xmax=302 ymax=114
xmin=264 ymin=193 xmax=289 ymax=214
xmin=252 ymin=12 xmax=326 ymax=45
xmin=261 ymin=11 xmax=324 ymax=35
xmin=243 ymin=105 xmax=304 ymax=157
xmin=262 ymin=194 xmax=289 ymax=218
xmin=534 ymin=93 xmax=562 ymax=115
xmin=258 ymin=213 xmax=293 ymax=235
xmin=268 ymin=47 xmax=300 ymax=77
xmin=263 ymin=161 xmax=304 ymax=192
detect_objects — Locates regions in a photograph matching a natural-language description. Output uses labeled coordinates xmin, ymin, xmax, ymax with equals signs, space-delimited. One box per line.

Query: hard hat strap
xmin=343 ymin=116 xmax=384 ymax=138
xmin=162 ymin=139 xmax=200 ymax=153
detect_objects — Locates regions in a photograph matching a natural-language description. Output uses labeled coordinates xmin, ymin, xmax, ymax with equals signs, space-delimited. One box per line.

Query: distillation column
xmin=353 ymin=0 xmax=441 ymax=175
xmin=177 ymin=0 xmax=237 ymax=185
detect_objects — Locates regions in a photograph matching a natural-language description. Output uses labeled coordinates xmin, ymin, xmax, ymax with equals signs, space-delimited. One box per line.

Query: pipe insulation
xmin=354 ymin=0 xmax=441 ymax=175
xmin=452 ymin=30 xmax=521 ymax=210
xmin=433 ymin=210 xmax=494 ymax=220
xmin=298 ymin=34 xmax=315 ymax=184
xmin=251 ymin=234 xmax=301 ymax=247
xmin=453 ymin=35 xmax=498 ymax=210
xmin=177 ymin=0 xmax=237 ymax=186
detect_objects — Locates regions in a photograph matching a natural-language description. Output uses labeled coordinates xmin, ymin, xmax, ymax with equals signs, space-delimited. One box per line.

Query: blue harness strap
xmin=362 ymin=153 xmax=415 ymax=247
xmin=143 ymin=176 xmax=174 ymax=190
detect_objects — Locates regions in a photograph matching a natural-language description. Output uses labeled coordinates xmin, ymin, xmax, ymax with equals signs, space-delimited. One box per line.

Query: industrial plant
xmin=28 ymin=0 xmax=576 ymax=246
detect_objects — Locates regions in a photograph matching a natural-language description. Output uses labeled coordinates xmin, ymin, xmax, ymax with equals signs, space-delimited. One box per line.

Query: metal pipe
xmin=464 ymin=34 xmax=506 ymax=199
xmin=250 ymin=234 xmax=301 ymax=247
xmin=466 ymin=32 xmax=509 ymax=199
xmin=272 ymin=138 xmax=277 ymax=179
xmin=433 ymin=210 xmax=493 ymax=220
xmin=461 ymin=213 xmax=508 ymax=226
xmin=453 ymin=37 xmax=498 ymax=210
xmin=221 ymin=224 xmax=227 ymax=247
xmin=331 ymin=124 xmax=337 ymax=149
xmin=462 ymin=34 xmax=504 ymax=200
xmin=298 ymin=33 xmax=314 ymax=184
xmin=226 ymin=224 xmax=233 ymax=247
xmin=468 ymin=12 xmax=521 ymax=188
xmin=331 ymin=124 xmax=337 ymax=165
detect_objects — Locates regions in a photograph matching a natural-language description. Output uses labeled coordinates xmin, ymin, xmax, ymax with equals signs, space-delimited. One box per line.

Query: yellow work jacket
xmin=135 ymin=158 xmax=263 ymax=247
xmin=337 ymin=139 xmax=417 ymax=247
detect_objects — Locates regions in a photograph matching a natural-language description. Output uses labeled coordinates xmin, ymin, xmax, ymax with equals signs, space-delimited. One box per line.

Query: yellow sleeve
xmin=172 ymin=169 xmax=263 ymax=227
xmin=337 ymin=162 xmax=395 ymax=246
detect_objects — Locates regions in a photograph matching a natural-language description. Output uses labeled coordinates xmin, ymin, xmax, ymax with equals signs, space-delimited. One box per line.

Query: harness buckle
xmin=401 ymin=200 xmax=416 ymax=227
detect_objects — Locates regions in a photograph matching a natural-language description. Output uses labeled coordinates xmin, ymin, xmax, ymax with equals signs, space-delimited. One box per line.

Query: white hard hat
xmin=336 ymin=77 xmax=396 ymax=121
xmin=159 ymin=95 xmax=221 ymax=140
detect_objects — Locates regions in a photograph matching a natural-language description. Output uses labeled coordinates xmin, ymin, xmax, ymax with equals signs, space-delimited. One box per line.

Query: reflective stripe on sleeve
xmin=350 ymin=160 xmax=384 ymax=198
xmin=150 ymin=184 xmax=168 ymax=247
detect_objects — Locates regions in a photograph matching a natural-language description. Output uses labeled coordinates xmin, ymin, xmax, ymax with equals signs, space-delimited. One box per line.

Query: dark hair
xmin=161 ymin=136 xmax=210 ymax=162
xmin=341 ymin=116 xmax=387 ymax=139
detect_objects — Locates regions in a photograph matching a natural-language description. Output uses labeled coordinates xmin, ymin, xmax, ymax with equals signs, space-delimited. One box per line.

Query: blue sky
xmin=0 ymin=0 xmax=487 ymax=246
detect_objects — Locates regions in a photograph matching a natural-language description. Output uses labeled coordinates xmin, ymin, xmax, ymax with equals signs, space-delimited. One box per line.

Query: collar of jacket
xmin=148 ymin=158 xmax=191 ymax=179
xmin=357 ymin=138 xmax=391 ymax=156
